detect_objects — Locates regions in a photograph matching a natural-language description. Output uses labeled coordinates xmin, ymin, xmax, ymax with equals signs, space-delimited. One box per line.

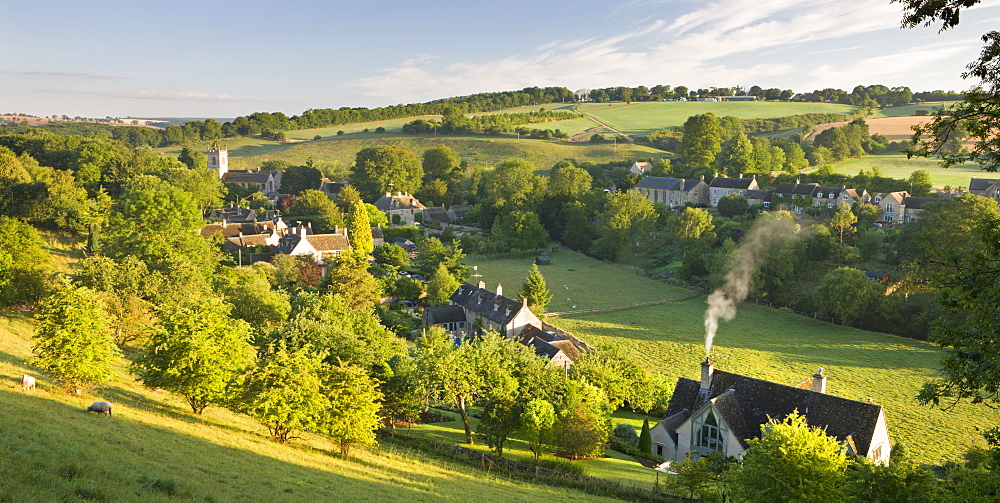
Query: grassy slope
xmin=159 ymin=134 xmax=666 ymax=173
xmin=580 ymin=102 xmax=858 ymax=136
xmin=833 ymin=154 xmax=983 ymax=189
xmin=467 ymin=249 xmax=1000 ymax=466
xmin=0 ymin=313 xmax=620 ymax=502
xmin=872 ymin=101 xmax=960 ymax=118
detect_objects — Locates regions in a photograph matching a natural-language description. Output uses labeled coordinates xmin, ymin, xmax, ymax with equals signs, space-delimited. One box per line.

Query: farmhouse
xmin=708 ymin=174 xmax=759 ymax=207
xmin=274 ymin=225 xmax=351 ymax=263
xmin=870 ymin=191 xmax=910 ymax=224
xmin=650 ymin=362 xmax=891 ymax=465
xmin=632 ymin=176 xmax=709 ymax=208
xmin=374 ymin=192 xmax=427 ymax=225
xmin=629 ymin=161 xmax=653 ymax=175
xmin=969 ymin=177 xmax=1000 ymax=201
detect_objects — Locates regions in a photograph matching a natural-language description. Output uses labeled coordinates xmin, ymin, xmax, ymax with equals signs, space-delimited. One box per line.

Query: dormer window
xmin=817 ymin=192 xmax=823 ymax=198
xmin=694 ymin=408 xmax=727 ymax=455
xmin=828 ymin=193 xmax=834 ymax=199
xmin=874 ymin=196 xmax=882 ymax=203
xmin=843 ymin=194 xmax=849 ymax=200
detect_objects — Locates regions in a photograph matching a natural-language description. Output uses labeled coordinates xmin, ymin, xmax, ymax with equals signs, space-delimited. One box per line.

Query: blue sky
xmin=3 ymin=0 xmax=999 ymax=119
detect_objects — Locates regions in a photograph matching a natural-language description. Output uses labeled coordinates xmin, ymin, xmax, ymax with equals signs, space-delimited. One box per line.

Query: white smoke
xmin=704 ymin=214 xmax=802 ymax=357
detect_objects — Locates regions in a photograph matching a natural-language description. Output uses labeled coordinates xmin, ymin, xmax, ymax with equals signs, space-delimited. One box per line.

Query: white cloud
xmin=33 ymin=87 xmax=244 ymax=102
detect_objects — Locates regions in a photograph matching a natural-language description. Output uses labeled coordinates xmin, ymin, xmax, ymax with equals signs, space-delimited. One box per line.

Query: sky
xmin=3 ymin=0 xmax=999 ymax=119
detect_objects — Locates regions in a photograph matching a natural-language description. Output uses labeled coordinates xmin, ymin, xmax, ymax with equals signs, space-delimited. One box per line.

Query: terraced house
xmin=708 ymin=174 xmax=758 ymax=207
xmin=632 ymin=176 xmax=709 ymax=208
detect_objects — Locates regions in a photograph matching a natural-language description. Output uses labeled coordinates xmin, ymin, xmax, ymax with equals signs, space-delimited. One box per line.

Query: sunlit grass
xmin=834 ymin=154 xmax=984 ymax=189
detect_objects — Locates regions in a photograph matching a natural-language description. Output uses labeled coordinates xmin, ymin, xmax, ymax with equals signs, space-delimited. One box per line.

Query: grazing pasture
xmin=470 ymin=249 xmax=1000 ymax=466
xmin=833 ymin=154 xmax=983 ymax=188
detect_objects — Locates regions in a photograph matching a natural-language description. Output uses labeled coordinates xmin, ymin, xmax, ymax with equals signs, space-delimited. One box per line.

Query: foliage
xmin=426 ymin=262 xmax=460 ymax=306
xmin=321 ymin=361 xmax=383 ymax=456
xmin=680 ymin=113 xmax=723 ymax=171
xmin=717 ymin=194 xmax=751 ymax=217
xmin=843 ymin=456 xmax=941 ymax=503
xmin=285 ymin=189 xmax=344 ymax=233
xmin=0 ymin=216 xmax=53 ymax=306
xmin=214 ymin=266 xmax=290 ymax=341
xmin=520 ymin=398 xmax=556 ymax=463
xmin=829 ymin=205 xmax=858 ymax=243
xmin=491 ymin=210 xmax=549 ymax=251
xmin=347 ymin=202 xmax=373 ymax=256
xmin=232 ymin=347 xmax=327 ymax=443
xmin=518 ymin=263 xmax=553 ymax=314
xmin=814 ymin=267 xmax=884 ymax=325
xmin=132 ymin=297 xmax=256 ymax=414
xmin=349 ymin=145 xmax=423 ymax=201
xmin=663 ymin=453 xmax=717 ymax=500
xmin=32 ymin=284 xmax=120 ymax=391
xmin=638 ymin=418 xmax=652 ymax=455
xmin=280 ymin=164 xmax=322 ymax=195
xmin=377 ymin=354 xmax=423 ymax=431
xmin=324 ymin=251 xmax=381 ymax=310
xmin=593 ymin=190 xmax=657 ymax=262
xmin=372 ymin=243 xmax=409 ymax=268
xmin=728 ymin=411 xmax=849 ymax=503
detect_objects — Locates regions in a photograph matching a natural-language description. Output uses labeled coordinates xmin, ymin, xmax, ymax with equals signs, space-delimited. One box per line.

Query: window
xmin=873 ymin=196 xmax=882 ymax=203
xmin=885 ymin=214 xmax=894 ymax=222
xmin=885 ymin=203 xmax=894 ymax=213
xmin=694 ymin=408 xmax=726 ymax=454
xmin=843 ymin=194 xmax=849 ymax=200
xmin=656 ymin=444 xmax=663 ymax=456
xmin=763 ymin=202 xmax=770 ymax=208
xmin=816 ymin=192 xmax=823 ymax=198
xmin=828 ymin=193 xmax=834 ymax=199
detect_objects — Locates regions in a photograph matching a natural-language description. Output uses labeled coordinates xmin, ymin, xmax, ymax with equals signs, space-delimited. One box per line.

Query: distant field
xmin=160 ymin=134 xmax=667 ymax=174
xmin=834 ymin=154 xmax=983 ymax=188
xmin=0 ymin=312 xmax=621 ymax=502
xmin=468 ymin=249 xmax=1000 ymax=465
xmin=518 ymin=117 xmax=601 ymax=136
xmin=807 ymin=116 xmax=929 ymax=142
xmin=465 ymin=249 xmax=693 ymax=313
xmin=578 ymin=101 xmax=858 ymax=136
xmin=286 ymin=115 xmax=443 ymax=140
xmin=872 ymin=101 xmax=959 ymax=118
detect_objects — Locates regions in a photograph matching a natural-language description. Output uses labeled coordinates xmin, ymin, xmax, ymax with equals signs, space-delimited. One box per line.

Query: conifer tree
xmin=518 ymin=263 xmax=552 ymax=313
xmin=639 ymin=418 xmax=652 ymax=455
xmin=347 ymin=202 xmax=373 ymax=256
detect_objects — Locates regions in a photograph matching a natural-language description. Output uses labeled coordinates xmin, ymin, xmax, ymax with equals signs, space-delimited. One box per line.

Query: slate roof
xmin=969 ymin=177 xmax=1000 ymax=192
xmin=709 ymin=176 xmax=756 ymax=189
xmin=224 ymin=234 xmax=272 ymax=249
xmin=903 ymin=197 xmax=937 ymax=210
xmin=319 ymin=179 xmax=346 ymax=196
xmin=683 ymin=179 xmax=706 ymax=191
xmin=200 ymin=221 xmax=277 ymax=239
xmin=425 ymin=305 xmax=467 ymax=325
xmin=450 ymin=281 xmax=526 ymax=326
xmin=872 ymin=191 xmax=908 ymax=204
xmin=813 ymin=186 xmax=846 ymax=198
xmin=370 ymin=226 xmax=384 ymax=241
xmin=744 ymin=189 xmax=772 ymax=202
xmin=207 ymin=207 xmax=257 ymax=223
xmin=774 ymin=182 xmax=820 ymax=196
xmin=374 ymin=192 xmax=427 ymax=211
xmin=664 ymin=369 xmax=884 ymax=453
xmin=222 ymin=170 xmax=278 ymax=184
xmin=634 ymin=177 xmax=683 ymax=191
xmin=423 ymin=207 xmax=451 ymax=223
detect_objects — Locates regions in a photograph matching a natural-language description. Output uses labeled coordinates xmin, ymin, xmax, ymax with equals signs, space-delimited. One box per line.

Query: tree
xmin=232 ymin=347 xmax=327 ymax=443
xmin=520 ymin=398 xmax=556 ymax=463
xmin=907 ymin=169 xmax=933 ymax=196
xmin=664 ymin=454 xmax=717 ymax=499
xmin=554 ymin=382 xmax=611 ymax=459
xmin=829 ymin=205 xmax=858 ymax=243
xmin=213 ymin=266 xmax=291 ymax=339
xmin=321 ymin=361 xmax=383 ymax=456
xmin=547 ymin=165 xmax=592 ymax=197
xmin=480 ymin=158 xmax=545 ymax=214
xmin=593 ymin=191 xmax=657 ymax=261
xmin=132 ymin=297 xmax=256 ymax=414
xmin=422 ymin=145 xmax=460 ymax=182
xmin=372 ymin=243 xmax=409 ymax=268
xmin=349 ymin=146 xmax=423 ymax=201
xmin=815 ymin=267 xmax=884 ymax=325
xmin=671 ymin=207 xmax=714 ymax=241
xmin=491 ymin=210 xmax=549 ymax=251
xmin=286 ymin=189 xmax=344 ymax=233
xmin=638 ymin=418 xmax=652 ymax=455
xmin=32 ymin=284 xmax=120 ymax=391
xmin=426 ymin=262 xmax=460 ymax=306
xmin=728 ymin=411 xmax=849 ymax=503
xmin=518 ymin=263 xmax=552 ymax=314
xmin=717 ymin=194 xmax=751 ymax=217
xmin=378 ymin=354 xmax=423 ymax=431
xmin=280 ymin=164 xmax=322 ymax=195
xmin=680 ymin=113 xmax=724 ymax=169
xmin=716 ymin=131 xmax=754 ymax=175
xmin=415 ymin=328 xmax=481 ymax=444
xmin=0 ymin=216 xmax=53 ymax=306
xmin=347 ymin=202 xmax=373 ymax=256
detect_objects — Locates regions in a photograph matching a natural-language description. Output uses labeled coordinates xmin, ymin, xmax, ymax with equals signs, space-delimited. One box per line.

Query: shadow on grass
xmin=0 ymin=388 xmax=498 ymax=502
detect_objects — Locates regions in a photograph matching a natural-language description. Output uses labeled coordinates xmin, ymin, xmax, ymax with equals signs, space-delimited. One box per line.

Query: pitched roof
xmin=221 ymin=170 xmax=278 ymax=184
xmin=664 ymin=368 xmax=884 ymax=453
xmin=200 ymin=221 xmax=277 ymax=239
xmin=744 ymin=189 xmax=772 ymax=201
xmin=305 ymin=233 xmax=350 ymax=252
xmin=449 ymin=281 xmax=527 ymax=326
xmin=814 ymin=186 xmax=846 ymax=198
xmin=903 ymin=196 xmax=937 ymax=209
xmin=634 ymin=177 xmax=682 ymax=191
xmin=425 ymin=305 xmax=467 ymax=325
xmin=969 ymin=177 xmax=1000 ymax=191
xmin=710 ymin=176 xmax=756 ymax=189
xmin=374 ymin=192 xmax=427 ymax=211
xmin=683 ymin=179 xmax=706 ymax=191
xmin=423 ymin=207 xmax=451 ymax=223
xmin=774 ymin=182 xmax=819 ymax=196
xmin=872 ymin=191 xmax=908 ymax=204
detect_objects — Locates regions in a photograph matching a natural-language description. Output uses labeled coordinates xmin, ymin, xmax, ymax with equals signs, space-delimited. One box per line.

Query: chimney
xmin=496 ymin=284 xmax=503 ymax=297
xmin=700 ymin=358 xmax=714 ymax=391
xmin=299 ymin=225 xmax=307 ymax=237
xmin=812 ymin=368 xmax=827 ymax=394
xmin=739 ymin=173 xmax=743 ymax=178
xmin=700 ymin=174 xmax=705 ymax=182
xmin=478 ymin=280 xmax=486 ymax=290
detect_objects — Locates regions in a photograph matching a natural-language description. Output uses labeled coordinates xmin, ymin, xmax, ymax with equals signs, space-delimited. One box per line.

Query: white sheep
xmin=20 ymin=374 xmax=35 ymax=392
xmin=86 ymin=401 xmax=113 ymax=417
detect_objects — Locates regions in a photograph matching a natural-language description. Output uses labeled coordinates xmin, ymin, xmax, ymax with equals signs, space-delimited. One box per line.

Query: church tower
xmin=207 ymin=144 xmax=228 ymax=179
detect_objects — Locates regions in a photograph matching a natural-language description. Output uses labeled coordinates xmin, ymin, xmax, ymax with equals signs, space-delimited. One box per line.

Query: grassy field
xmin=872 ymin=101 xmax=960 ymax=118
xmin=577 ymin=102 xmax=858 ymax=136
xmin=834 ymin=154 xmax=983 ymax=189
xmin=159 ymin=134 xmax=667 ymax=174
xmin=466 ymin=249 xmax=694 ymax=313
xmin=519 ymin=117 xmax=601 ymax=136
xmin=469 ymin=249 xmax=1000 ymax=465
xmin=285 ymin=115 xmax=443 ymax=139
xmin=0 ymin=312 xmax=629 ymax=502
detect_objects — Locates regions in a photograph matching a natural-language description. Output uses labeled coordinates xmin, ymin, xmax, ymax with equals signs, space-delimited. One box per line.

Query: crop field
xmin=834 ymin=154 xmax=983 ymax=189
xmin=518 ymin=117 xmax=601 ymax=137
xmin=285 ymin=115 xmax=443 ymax=140
xmin=471 ymin=249 xmax=1000 ymax=465
xmin=873 ymin=101 xmax=960 ymax=118
xmin=577 ymin=102 xmax=858 ymax=136
xmin=159 ymin=134 xmax=666 ymax=174
xmin=0 ymin=313 xmax=620 ymax=502
xmin=807 ymin=116 xmax=930 ymax=142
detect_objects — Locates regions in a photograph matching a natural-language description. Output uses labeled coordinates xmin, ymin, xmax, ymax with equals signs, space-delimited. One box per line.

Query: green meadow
xmin=0 ymin=312 xmax=626 ymax=502
xmin=872 ymin=101 xmax=960 ymax=118
xmin=578 ymin=102 xmax=858 ymax=136
xmin=469 ymin=249 xmax=1000 ymax=466
xmin=833 ymin=154 xmax=984 ymax=189
xmin=158 ymin=134 xmax=666 ymax=173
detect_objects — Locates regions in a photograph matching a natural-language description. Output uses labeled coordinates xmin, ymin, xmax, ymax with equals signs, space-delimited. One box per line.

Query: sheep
xmin=20 ymin=374 xmax=35 ymax=392
xmin=86 ymin=401 xmax=113 ymax=417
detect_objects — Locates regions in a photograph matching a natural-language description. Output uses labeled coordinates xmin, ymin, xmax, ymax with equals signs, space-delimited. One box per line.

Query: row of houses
xmin=632 ymin=171 xmax=939 ymax=224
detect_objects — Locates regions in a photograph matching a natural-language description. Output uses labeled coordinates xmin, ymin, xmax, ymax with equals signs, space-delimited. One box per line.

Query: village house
xmin=810 ymin=186 xmax=870 ymax=209
xmin=771 ymin=181 xmax=868 ymax=213
xmin=650 ymin=362 xmax=891 ymax=465
xmin=200 ymin=219 xmax=285 ymax=241
xmin=743 ymin=189 xmax=773 ymax=208
xmin=319 ymin=178 xmax=346 ymax=201
xmin=708 ymin=174 xmax=759 ymax=207
xmin=969 ymin=177 xmax=1000 ymax=201
xmin=206 ymin=207 xmax=258 ymax=223
xmin=374 ymin=192 xmax=427 ymax=225
xmin=870 ymin=191 xmax=910 ymax=224
xmin=274 ymin=224 xmax=351 ymax=263
xmin=210 ymin=147 xmax=283 ymax=195
xmin=902 ymin=196 xmax=936 ymax=223
xmin=632 ymin=176 xmax=710 ymax=208
xmin=629 ymin=161 xmax=653 ymax=175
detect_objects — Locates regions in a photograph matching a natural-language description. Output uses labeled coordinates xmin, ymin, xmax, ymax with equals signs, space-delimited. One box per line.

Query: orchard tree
xmin=132 ymin=297 xmax=256 ymax=414
xmin=33 ymin=284 xmax=120 ymax=391
xmin=232 ymin=347 xmax=328 ymax=443
xmin=322 ymin=362 xmax=383 ymax=456
xmin=520 ymin=398 xmax=556 ymax=463
xmin=729 ymin=411 xmax=849 ymax=503
xmin=518 ymin=263 xmax=553 ymax=313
